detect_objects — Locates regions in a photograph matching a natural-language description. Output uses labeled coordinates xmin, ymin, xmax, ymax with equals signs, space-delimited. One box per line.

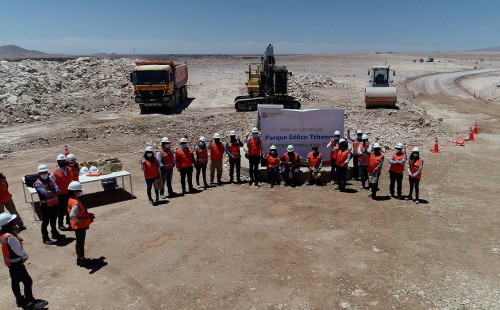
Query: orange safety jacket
xmin=282 ymin=152 xmax=300 ymax=170
xmin=67 ymin=198 xmax=93 ymax=230
xmin=330 ymin=141 xmax=338 ymax=160
xmin=247 ymin=137 xmax=262 ymax=156
xmin=409 ymin=158 xmax=423 ymax=179
xmin=52 ymin=166 xmax=72 ymax=194
xmin=358 ymin=143 xmax=371 ymax=165
xmin=34 ymin=179 xmax=59 ymax=207
xmin=0 ymin=178 xmax=12 ymax=204
xmin=159 ymin=148 xmax=175 ymax=170
xmin=266 ymin=154 xmax=280 ymax=168
xmin=368 ymin=153 xmax=384 ymax=174
xmin=336 ymin=149 xmax=351 ymax=167
xmin=175 ymin=148 xmax=195 ymax=169
xmin=69 ymin=165 xmax=79 ymax=181
xmin=352 ymin=141 xmax=362 ymax=156
xmin=210 ymin=142 xmax=224 ymax=161
xmin=226 ymin=141 xmax=241 ymax=159
xmin=1 ymin=233 xmax=23 ymax=267
xmin=143 ymin=159 xmax=159 ymax=179
xmin=390 ymin=153 xmax=406 ymax=174
xmin=195 ymin=148 xmax=208 ymax=164
xmin=307 ymin=152 xmax=322 ymax=168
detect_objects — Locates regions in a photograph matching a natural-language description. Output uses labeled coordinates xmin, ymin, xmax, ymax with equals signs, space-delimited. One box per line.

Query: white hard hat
xmin=396 ymin=143 xmax=404 ymax=149
xmin=199 ymin=136 xmax=206 ymax=142
xmin=161 ymin=137 xmax=170 ymax=143
xmin=373 ymin=143 xmax=381 ymax=149
xmin=270 ymin=145 xmax=277 ymax=150
xmin=339 ymin=138 xmax=346 ymax=143
xmin=57 ymin=154 xmax=66 ymax=161
xmin=0 ymin=213 xmax=17 ymax=227
xmin=334 ymin=130 xmax=340 ymax=136
xmin=356 ymin=130 xmax=363 ymax=134
xmin=213 ymin=133 xmax=220 ymax=139
xmin=67 ymin=154 xmax=76 ymax=162
xmin=80 ymin=166 xmax=89 ymax=175
xmin=252 ymin=127 xmax=259 ymax=133
xmin=287 ymin=145 xmax=294 ymax=152
xmin=362 ymin=134 xmax=368 ymax=140
xmin=68 ymin=181 xmax=83 ymax=191
xmin=38 ymin=164 xmax=49 ymax=173
xmin=230 ymin=130 xmax=236 ymax=136
xmin=89 ymin=166 xmax=99 ymax=174
xmin=145 ymin=146 xmax=154 ymax=152
xmin=412 ymin=147 xmax=420 ymax=152
xmin=180 ymin=137 xmax=187 ymax=143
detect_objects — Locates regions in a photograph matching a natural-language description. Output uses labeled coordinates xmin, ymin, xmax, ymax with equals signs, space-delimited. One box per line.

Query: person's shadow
xmin=80 ymin=256 xmax=108 ymax=274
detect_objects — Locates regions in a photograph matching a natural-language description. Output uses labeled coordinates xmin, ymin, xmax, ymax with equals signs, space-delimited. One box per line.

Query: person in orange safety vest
xmin=225 ymin=130 xmax=243 ymax=184
xmin=245 ymin=127 xmax=263 ymax=186
xmin=210 ymin=133 xmax=225 ymax=185
xmin=405 ymin=147 xmax=424 ymax=204
xmin=141 ymin=146 xmax=160 ymax=205
xmin=280 ymin=145 xmax=301 ymax=187
xmin=49 ymin=154 xmax=72 ymax=230
xmin=367 ymin=143 xmax=384 ymax=199
xmin=194 ymin=136 xmax=209 ymax=189
xmin=336 ymin=139 xmax=352 ymax=191
xmin=388 ymin=143 xmax=406 ymax=199
xmin=157 ymin=137 xmax=177 ymax=199
xmin=357 ymin=134 xmax=372 ymax=189
xmin=347 ymin=129 xmax=364 ymax=181
xmin=306 ymin=145 xmax=324 ymax=186
xmin=176 ymin=138 xmax=197 ymax=194
xmin=264 ymin=145 xmax=281 ymax=188
xmin=326 ymin=131 xmax=340 ymax=185
xmin=0 ymin=173 xmax=26 ymax=231
xmin=66 ymin=154 xmax=80 ymax=182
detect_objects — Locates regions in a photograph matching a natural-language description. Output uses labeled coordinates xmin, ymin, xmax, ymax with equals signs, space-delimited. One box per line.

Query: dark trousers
xmin=41 ymin=204 xmax=58 ymax=239
xmin=8 ymin=263 xmax=34 ymax=302
xmin=409 ymin=177 xmax=420 ymax=200
xmin=145 ymin=178 xmax=159 ymax=201
xmin=352 ymin=156 xmax=359 ymax=180
xmin=248 ymin=156 xmax=260 ymax=184
xmin=180 ymin=166 xmax=194 ymax=192
xmin=330 ymin=163 xmax=338 ymax=183
xmin=338 ymin=166 xmax=348 ymax=190
xmin=57 ymin=193 xmax=70 ymax=227
xmin=229 ymin=158 xmax=241 ymax=182
xmin=369 ymin=172 xmax=380 ymax=197
xmin=195 ymin=163 xmax=207 ymax=186
xmin=75 ymin=228 xmax=86 ymax=258
xmin=268 ymin=167 xmax=279 ymax=186
xmin=359 ymin=165 xmax=368 ymax=187
xmin=159 ymin=169 xmax=174 ymax=196
xmin=389 ymin=171 xmax=403 ymax=196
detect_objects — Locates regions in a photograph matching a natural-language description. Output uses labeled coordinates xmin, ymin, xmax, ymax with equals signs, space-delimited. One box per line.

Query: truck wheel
xmin=183 ymin=87 xmax=188 ymax=101
xmin=174 ymin=92 xmax=179 ymax=109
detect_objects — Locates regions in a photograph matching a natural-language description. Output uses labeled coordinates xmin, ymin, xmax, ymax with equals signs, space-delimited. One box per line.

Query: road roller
xmin=365 ymin=66 xmax=397 ymax=108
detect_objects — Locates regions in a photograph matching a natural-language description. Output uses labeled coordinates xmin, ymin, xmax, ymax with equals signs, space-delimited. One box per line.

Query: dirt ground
xmin=1 ymin=52 xmax=499 ymax=310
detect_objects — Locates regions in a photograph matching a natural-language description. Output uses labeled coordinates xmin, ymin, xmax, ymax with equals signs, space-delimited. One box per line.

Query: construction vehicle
xmin=130 ymin=61 xmax=188 ymax=113
xmin=364 ymin=66 xmax=397 ymax=108
xmin=234 ymin=44 xmax=300 ymax=111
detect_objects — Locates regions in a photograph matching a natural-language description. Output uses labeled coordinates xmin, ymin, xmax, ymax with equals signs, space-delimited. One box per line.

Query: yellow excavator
xmin=365 ymin=66 xmax=397 ymax=108
xmin=234 ymin=44 xmax=301 ymax=111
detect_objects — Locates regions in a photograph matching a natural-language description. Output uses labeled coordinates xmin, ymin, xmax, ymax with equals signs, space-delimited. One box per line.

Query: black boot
xmin=16 ymin=295 xmax=26 ymax=307
xmin=51 ymin=231 xmax=64 ymax=239
xmin=42 ymin=237 xmax=54 ymax=245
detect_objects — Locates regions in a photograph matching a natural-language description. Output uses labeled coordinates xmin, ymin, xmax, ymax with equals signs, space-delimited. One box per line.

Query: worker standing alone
xmin=175 ymin=138 xmax=196 ymax=194
xmin=67 ymin=181 xmax=94 ymax=266
xmin=406 ymin=147 xmax=424 ymax=204
xmin=50 ymin=154 xmax=73 ymax=231
xmin=388 ymin=143 xmax=406 ymax=199
xmin=245 ymin=127 xmax=263 ymax=187
xmin=225 ymin=131 xmax=243 ymax=184
xmin=1 ymin=213 xmax=49 ymax=309
xmin=367 ymin=143 xmax=384 ymax=199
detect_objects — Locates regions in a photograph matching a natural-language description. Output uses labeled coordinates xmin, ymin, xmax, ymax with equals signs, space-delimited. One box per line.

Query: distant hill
xmin=472 ymin=46 xmax=500 ymax=52
xmin=0 ymin=45 xmax=48 ymax=56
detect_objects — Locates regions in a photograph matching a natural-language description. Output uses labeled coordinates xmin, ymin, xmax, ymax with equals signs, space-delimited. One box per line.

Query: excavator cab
xmin=273 ymin=66 xmax=290 ymax=95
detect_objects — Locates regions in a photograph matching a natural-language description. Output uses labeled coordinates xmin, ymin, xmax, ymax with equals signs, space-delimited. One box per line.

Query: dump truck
xmin=234 ymin=44 xmax=301 ymax=111
xmin=364 ymin=66 xmax=397 ymax=108
xmin=130 ymin=61 xmax=188 ymax=113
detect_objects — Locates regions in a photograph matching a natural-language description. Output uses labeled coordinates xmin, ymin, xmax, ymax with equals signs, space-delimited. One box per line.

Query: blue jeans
xmin=160 ymin=169 xmax=174 ymax=195
xmin=145 ymin=178 xmax=159 ymax=201
xmin=268 ymin=167 xmax=279 ymax=186
xmin=281 ymin=167 xmax=300 ymax=185
xmin=408 ymin=177 xmax=420 ymax=200
xmin=196 ymin=163 xmax=207 ymax=186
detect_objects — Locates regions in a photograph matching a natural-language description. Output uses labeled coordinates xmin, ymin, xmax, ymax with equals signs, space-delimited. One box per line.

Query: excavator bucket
xmin=365 ymin=87 xmax=397 ymax=108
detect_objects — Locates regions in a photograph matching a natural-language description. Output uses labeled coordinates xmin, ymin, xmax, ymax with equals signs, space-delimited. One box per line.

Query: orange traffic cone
xmin=473 ymin=122 xmax=479 ymax=135
xmin=64 ymin=145 xmax=70 ymax=156
xmin=431 ymin=137 xmax=440 ymax=153
xmin=468 ymin=127 xmax=475 ymax=141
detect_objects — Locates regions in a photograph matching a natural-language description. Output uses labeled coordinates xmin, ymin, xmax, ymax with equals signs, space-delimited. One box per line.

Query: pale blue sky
xmin=1 ymin=0 xmax=498 ymax=54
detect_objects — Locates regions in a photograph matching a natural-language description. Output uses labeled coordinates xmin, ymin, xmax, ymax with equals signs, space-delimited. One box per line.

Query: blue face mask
xmin=181 ymin=144 xmax=187 ymax=149
xmin=199 ymin=142 xmax=205 ymax=147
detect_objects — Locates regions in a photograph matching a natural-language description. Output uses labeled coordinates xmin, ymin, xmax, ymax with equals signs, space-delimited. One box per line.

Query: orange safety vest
xmin=390 ymin=153 xmax=406 ymax=174
xmin=210 ymin=142 xmax=224 ymax=161
xmin=1 ymin=233 xmax=23 ymax=267
xmin=0 ymin=178 xmax=12 ymax=205
xmin=358 ymin=143 xmax=371 ymax=165
xmin=159 ymin=148 xmax=175 ymax=170
xmin=195 ymin=148 xmax=208 ymax=164
xmin=227 ymin=141 xmax=241 ymax=159
xmin=143 ymin=159 xmax=159 ymax=179
xmin=336 ymin=149 xmax=351 ymax=167
xmin=34 ymin=179 xmax=59 ymax=207
xmin=52 ymin=166 xmax=72 ymax=194
xmin=352 ymin=141 xmax=362 ymax=156
xmin=266 ymin=154 xmax=280 ymax=168
xmin=282 ymin=152 xmax=300 ymax=170
xmin=67 ymin=198 xmax=93 ymax=230
xmin=307 ymin=152 xmax=322 ymax=168
xmin=329 ymin=141 xmax=338 ymax=160
xmin=175 ymin=148 xmax=194 ymax=168
xmin=69 ymin=165 xmax=79 ymax=181
xmin=409 ymin=158 xmax=423 ymax=179
xmin=247 ymin=137 xmax=262 ymax=156
xmin=368 ymin=153 xmax=384 ymax=173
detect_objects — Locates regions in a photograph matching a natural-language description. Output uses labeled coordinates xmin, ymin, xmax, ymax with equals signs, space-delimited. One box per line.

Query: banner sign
xmin=259 ymin=108 xmax=344 ymax=164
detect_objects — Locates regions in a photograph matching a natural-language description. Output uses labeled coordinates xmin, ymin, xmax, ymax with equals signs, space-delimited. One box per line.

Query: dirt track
xmin=1 ymin=52 xmax=499 ymax=310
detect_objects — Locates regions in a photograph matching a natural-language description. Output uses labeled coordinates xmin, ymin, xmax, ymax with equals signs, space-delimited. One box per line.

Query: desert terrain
xmin=0 ymin=51 xmax=499 ymax=309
